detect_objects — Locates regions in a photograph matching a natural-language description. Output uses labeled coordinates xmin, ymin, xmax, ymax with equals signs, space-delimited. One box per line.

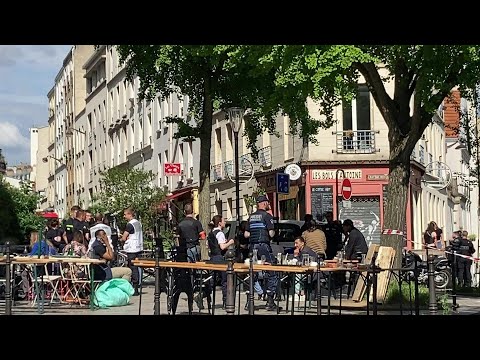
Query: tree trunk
xmin=198 ymin=82 xmax=213 ymax=260
xmin=381 ymin=143 xmax=411 ymax=268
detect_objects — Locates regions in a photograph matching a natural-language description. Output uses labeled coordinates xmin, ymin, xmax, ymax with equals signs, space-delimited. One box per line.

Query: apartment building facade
xmin=46 ymin=86 xmax=56 ymax=210
xmin=74 ymin=46 xmax=200 ymax=223
xmin=31 ymin=126 xmax=49 ymax=209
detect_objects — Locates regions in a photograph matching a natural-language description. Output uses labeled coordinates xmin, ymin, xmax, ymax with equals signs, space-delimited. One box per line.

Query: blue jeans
xmin=187 ymin=245 xmax=200 ymax=263
xmin=251 ymin=243 xmax=278 ymax=295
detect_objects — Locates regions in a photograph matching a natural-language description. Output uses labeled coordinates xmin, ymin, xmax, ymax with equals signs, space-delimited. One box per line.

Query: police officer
xmin=458 ymin=230 xmax=475 ymax=287
xmin=321 ymin=211 xmax=343 ymax=260
xmin=244 ymin=195 xmax=279 ymax=311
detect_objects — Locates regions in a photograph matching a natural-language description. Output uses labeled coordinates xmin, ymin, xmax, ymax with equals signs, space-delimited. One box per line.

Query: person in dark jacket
xmin=342 ymin=219 xmax=368 ymax=260
xmin=293 ymin=236 xmax=319 ymax=262
xmin=244 ymin=195 xmax=279 ymax=311
xmin=300 ymin=214 xmax=313 ymax=234
xmin=321 ymin=211 xmax=343 ymax=260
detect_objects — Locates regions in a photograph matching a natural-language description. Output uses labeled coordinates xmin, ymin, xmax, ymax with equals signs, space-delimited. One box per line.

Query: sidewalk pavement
xmin=4 ymin=284 xmax=480 ymax=315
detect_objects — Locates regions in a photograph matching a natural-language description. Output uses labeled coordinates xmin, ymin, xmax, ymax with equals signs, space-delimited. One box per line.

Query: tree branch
xmin=355 ymin=62 xmax=398 ymax=130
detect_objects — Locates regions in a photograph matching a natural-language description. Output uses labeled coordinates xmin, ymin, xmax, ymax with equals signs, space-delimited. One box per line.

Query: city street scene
xmin=2 ymin=45 xmax=480 ymax=316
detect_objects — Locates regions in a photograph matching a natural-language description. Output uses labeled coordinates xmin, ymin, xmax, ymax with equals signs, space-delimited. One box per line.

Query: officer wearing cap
xmin=244 ymin=194 xmax=279 ymax=311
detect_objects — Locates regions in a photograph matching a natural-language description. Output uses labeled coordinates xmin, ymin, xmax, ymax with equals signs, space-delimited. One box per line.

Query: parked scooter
xmin=402 ymin=250 xmax=452 ymax=290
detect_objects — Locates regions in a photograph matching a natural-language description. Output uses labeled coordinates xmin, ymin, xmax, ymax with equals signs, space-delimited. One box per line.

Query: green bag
xmin=94 ymin=278 xmax=134 ymax=308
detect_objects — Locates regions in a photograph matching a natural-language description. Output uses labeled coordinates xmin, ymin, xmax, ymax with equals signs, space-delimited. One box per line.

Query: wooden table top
xmin=131 ymin=260 xmax=358 ymax=273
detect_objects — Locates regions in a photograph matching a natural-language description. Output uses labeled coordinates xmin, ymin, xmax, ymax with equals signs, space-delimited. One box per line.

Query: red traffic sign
xmin=341 ymin=178 xmax=352 ymax=200
xmin=164 ymin=163 xmax=181 ymax=175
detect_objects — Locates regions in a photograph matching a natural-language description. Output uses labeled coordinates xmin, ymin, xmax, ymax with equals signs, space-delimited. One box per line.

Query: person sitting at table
xmin=292 ymin=236 xmax=318 ymax=299
xmin=90 ymin=229 xmax=132 ymax=282
xmin=293 ymin=236 xmax=319 ymax=263
xmin=63 ymin=230 xmax=88 ymax=257
xmin=301 ymin=219 xmax=327 ymax=260
xmin=29 ymin=231 xmax=58 ymax=276
xmin=29 ymin=231 xmax=57 ymax=256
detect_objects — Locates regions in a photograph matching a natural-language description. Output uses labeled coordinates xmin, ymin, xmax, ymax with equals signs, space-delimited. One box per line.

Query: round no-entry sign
xmin=341 ymin=178 xmax=352 ymax=200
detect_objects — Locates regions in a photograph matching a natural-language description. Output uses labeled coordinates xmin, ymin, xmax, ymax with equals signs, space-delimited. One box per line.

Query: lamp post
xmin=227 ymin=107 xmax=245 ymax=230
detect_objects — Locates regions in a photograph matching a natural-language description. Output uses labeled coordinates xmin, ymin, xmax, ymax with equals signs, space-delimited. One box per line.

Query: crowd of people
xmin=424 ymin=221 xmax=476 ymax=288
xmin=173 ymin=195 xmax=369 ymax=312
xmin=30 ymin=205 xmax=144 ymax=296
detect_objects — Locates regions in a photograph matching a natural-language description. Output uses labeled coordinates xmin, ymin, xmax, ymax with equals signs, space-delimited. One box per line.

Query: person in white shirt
xmin=120 ymin=207 xmax=143 ymax=296
xmin=89 ymin=213 xmax=113 ymax=251
xmin=207 ymin=214 xmax=234 ymax=309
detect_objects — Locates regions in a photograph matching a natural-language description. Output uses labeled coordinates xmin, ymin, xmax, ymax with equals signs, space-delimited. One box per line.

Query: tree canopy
xmin=0 ymin=178 xmax=44 ymax=244
xmin=89 ymin=167 xmax=166 ymax=231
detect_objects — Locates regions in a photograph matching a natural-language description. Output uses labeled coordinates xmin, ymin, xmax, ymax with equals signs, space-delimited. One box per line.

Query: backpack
xmin=207 ymin=229 xmax=222 ymax=256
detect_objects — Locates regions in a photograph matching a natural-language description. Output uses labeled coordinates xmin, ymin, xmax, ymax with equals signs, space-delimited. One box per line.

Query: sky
xmin=0 ymin=45 xmax=72 ymax=166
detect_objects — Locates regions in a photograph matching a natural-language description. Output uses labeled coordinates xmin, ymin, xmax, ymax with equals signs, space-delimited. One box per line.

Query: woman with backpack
xmin=207 ymin=215 xmax=234 ymax=309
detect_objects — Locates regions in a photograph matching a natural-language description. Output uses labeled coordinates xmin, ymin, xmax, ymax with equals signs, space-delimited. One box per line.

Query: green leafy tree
xmin=90 ymin=167 xmax=166 ymax=231
xmin=258 ymin=45 xmax=480 ymax=266
xmin=116 ymin=45 xmax=307 ymax=232
xmin=0 ymin=178 xmax=44 ymax=244
xmin=117 ymin=45 xmax=480 ymax=266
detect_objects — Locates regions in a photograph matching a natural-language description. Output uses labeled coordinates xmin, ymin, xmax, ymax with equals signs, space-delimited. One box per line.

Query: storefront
xmin=255 ymin=169 xmax=306 ymax=220
xmin=304 ymin=161 xmax=420 ymax=247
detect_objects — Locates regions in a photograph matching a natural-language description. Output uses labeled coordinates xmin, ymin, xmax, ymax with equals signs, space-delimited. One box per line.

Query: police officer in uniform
xmin=457 ymin=231 xmax=475 ymax=287
xmin=244 ymin=195 xmax=279 ymax=311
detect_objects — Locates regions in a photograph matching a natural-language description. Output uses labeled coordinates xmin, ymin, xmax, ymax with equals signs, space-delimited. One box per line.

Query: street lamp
xmin=42 ymin=155 xmax=64 ymax=164
xmin=227 ymin=107 xmax=245 ymax=230
xmin=65 ymin=127 xmax=86 ymax=137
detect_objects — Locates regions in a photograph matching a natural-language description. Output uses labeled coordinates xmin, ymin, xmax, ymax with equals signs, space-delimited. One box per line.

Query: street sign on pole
xmin=341 ymin=178 xmax=352 ymax=200
xmin=276 ymin=173 xmax=290 ymax=194
xmin=164 ymin=163 xmax=181 ymax=175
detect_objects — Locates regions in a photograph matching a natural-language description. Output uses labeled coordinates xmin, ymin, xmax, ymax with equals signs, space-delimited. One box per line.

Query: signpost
xmin=341 ymin=178 xmax=352 ymax=200
xmin=276 ymin=172 xmax=290 ymax=225
xmin=276 ymin=173 xmax=290 ymax=194
xmin=164 ymin=163 xmax=181 ymax=175
xmin=341 ymin=177 xmax=352 ymax=209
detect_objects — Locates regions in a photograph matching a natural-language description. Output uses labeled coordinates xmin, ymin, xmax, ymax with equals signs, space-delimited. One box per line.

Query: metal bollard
xmin=372 ymin=266 xmax=378 ymax=315
xmin=452 ymin=251 xmax=458 ymax=310
xmin=427 ymin=254 xmax=438 ymax=314
xmin=316 ymin=260 xmax=321 ymax=315
xmin=5 ymin=241 xmax=12 ymax=315
xmin=248 ymin=255 xmax=255 ymax=315
xmin=154 ymin=246 xmax=160 ymax=315
xmin=413 ymin=255 xmax=420 ymax=316
xmin=225 ymin=247 xmax=236 ymax=315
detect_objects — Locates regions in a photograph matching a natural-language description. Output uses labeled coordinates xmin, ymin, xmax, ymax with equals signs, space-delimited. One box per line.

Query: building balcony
xmin=258 ymin=145 xmax=272 ymax=168
xmin=333 ymin=130 xmax=379 ymax=154
xmin=212 ymin=163 xmax=223 ymax=181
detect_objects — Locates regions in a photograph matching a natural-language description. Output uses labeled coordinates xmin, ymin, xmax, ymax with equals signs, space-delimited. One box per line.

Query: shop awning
xmin=42 ymin=211 xmax=59 ymax=219
xmin=166 ymin=187 xmax=194 ymax=201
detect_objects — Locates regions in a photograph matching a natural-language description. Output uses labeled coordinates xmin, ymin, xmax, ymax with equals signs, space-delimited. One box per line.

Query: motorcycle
xmin=402 ymin=250 xmax=452 ymax=290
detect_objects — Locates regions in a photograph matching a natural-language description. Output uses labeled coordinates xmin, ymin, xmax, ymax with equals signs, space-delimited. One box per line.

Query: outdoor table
xmin=6 ymin=256 xmax=60 ymax=314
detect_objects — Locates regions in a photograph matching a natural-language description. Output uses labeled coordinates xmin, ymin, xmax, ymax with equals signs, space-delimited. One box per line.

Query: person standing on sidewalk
xmin=244 ymin=195 xmax=279 ymax=311
xmin=177 ymin=203 xmax=205 ymax=263
xmin=207 ymin=214 xmax=235 ymax=309
xmin=120 ymin=207 xmax=143 ymax=296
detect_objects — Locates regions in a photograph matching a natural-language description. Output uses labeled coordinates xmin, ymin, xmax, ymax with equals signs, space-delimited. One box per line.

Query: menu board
xmin=338 ymin=197 xmax=381 ymax=245
xmin=311 ymin=186 xmax=333 ymax=222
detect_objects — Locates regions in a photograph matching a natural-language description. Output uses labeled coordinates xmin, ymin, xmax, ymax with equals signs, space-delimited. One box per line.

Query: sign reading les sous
xmin=311 ymin=169 xmax=362 ymax=181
